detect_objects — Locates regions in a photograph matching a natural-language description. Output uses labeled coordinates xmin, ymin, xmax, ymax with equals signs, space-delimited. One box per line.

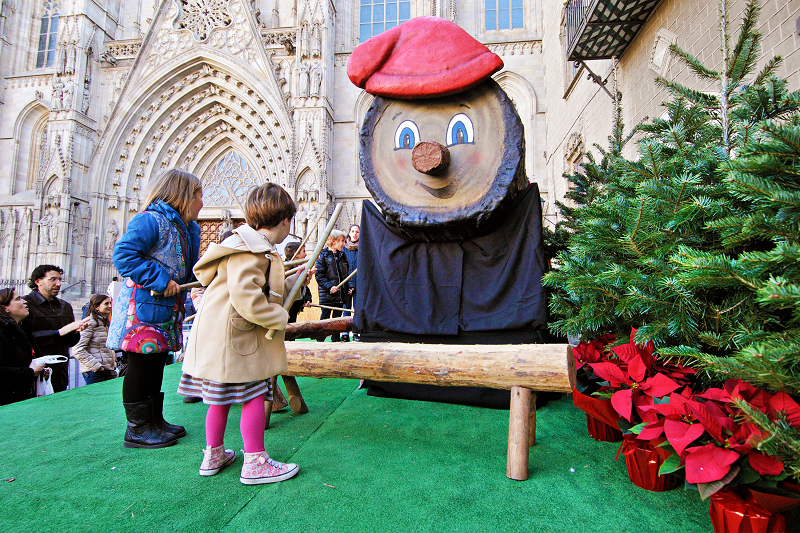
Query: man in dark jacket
xmin=314 ymin=230 xmax=351 ymax=341
xmin=22 ymin=265 xmax=90 ymax=392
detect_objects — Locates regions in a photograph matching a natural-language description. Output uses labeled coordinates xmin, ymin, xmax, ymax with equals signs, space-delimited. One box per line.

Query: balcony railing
xmin=565 ymin=0 xmax=662 ymax=61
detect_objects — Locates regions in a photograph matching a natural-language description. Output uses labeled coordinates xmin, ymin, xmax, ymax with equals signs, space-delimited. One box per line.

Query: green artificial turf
xmin=0 ymin=364 xmax=715 ymax=532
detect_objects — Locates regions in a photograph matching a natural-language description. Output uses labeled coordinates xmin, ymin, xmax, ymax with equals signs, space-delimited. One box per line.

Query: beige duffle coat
xmin=181 ymin=224 xmax=300 ymax=384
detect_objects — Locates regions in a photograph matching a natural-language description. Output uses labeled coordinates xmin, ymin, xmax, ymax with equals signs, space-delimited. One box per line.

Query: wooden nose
xmin=411 ymin=141 xmax=450 ymax=175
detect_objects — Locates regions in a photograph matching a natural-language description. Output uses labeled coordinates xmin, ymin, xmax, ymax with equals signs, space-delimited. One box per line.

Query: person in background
xmin=314 ymin=229 xmax=352 ymax=341
xmin=283 ymin=241 xmax=313 ymax=324
xmin=106 ymin=276 xmax=119 ymax=298
xmin=0 ymin=288 xmax=47 ymax=405
xmin=342 ymin=224 xmax=359 ymax=340
xmin=22 ymin=265 xmax=91 ymax=393
xmin=107 ymin=168 xmax=202 ymax=449
xmin=73 ymin=293 xmax=117 ymax=385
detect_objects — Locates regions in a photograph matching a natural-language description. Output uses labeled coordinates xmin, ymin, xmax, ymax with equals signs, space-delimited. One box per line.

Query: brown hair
xmin=88 ymin=293 xmax=112 ymax=325
xmin=244 ymin=183 xmax=296 ymax=230
xmin=143 ymin=169 xmax=202 ymax=221
xmin=0 ymin=288 xmax=19 ymax=322
xmin=283 ymin=241 xmax=302 ymax=260
xmin=28 ymin=264 xmax=63 ymax=289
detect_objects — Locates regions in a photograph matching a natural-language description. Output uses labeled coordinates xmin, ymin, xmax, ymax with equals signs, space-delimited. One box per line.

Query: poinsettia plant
xmin=572 ymin=333 xmax=616 ymax=393
xmin=631 ymin=379 xmax=800 ymax=500
xmin=586 ymin=328 xmax=696 ymax=426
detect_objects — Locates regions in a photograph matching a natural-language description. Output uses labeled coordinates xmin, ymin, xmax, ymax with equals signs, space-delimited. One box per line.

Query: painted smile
xmin=415 ymin=178 xmax=460 ymax=199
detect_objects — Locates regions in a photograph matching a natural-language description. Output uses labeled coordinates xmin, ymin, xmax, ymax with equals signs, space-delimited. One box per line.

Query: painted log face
xmin=359 ymin=78 xmax=527 ymax=241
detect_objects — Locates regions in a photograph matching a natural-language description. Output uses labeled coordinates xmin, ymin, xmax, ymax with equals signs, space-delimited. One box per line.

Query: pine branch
xmin=666 ymin=43 xmax=719 ymax=80
xmin=732 ymin=397 xmax=800 ymax=480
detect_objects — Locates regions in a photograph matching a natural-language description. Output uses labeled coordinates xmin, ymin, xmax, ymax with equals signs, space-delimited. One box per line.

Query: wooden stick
xmin=290 ymin=200 xmax=330 ymax=261
xmin=332 ymin=269 xmax=357 ymax=291
xmin=283 ymin=258 xmax=307 ymax=268
xmin=308 ymin=303 xmax=350 ymax=313
xmin=150 ymin=280 xmax=203 ymax=296
xmin=265 ymin=203 xmax=344 ymax=340
xmin=184 ymin=313 xmax=197 ymax=322
xmin=284 ymin=265 xmax=304 ymax=277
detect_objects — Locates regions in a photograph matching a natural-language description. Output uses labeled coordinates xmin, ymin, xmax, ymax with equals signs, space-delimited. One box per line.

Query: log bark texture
xmin=285 ymin=316 xmax=353 ymax=341
xmin=285 ymin=342 xmax=575 ymax=392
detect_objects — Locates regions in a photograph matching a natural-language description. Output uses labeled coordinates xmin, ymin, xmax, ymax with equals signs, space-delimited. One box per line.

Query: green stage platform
xmin=0 ymin=363 xmax=714 ymax=532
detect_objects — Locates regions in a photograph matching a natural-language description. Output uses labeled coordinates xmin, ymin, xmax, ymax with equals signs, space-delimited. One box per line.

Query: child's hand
xmin=330 ymin=286 xmax=339 ymax=294
xmin=348 ymin=288 xmax=354 ymax=295
xmin=163 ymin=280 xmax=180 ymax=297
xmin=304 ymin=267 xmax=316 ymax=286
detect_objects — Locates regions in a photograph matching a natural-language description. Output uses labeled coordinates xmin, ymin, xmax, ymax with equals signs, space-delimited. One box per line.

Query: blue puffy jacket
xmin=106 ymin=200 xmax=200 ymax=354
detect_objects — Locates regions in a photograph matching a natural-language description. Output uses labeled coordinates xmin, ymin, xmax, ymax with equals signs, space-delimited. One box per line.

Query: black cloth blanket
xmin=355 ymin=183 xmax=550 ymax=408
xmin=354 ymin=182 xmax=548 ymax=337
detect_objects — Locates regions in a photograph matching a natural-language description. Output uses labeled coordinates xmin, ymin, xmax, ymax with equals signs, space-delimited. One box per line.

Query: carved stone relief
xmin=104 ymin=219 xmax=118 ymax=256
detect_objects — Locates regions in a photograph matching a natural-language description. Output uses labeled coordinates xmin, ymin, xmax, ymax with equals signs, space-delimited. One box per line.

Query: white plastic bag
xmin=36 ymin=368 xmax=54 ymax=396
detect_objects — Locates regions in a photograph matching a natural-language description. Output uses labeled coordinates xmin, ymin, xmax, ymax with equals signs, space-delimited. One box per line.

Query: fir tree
xmin=543 ymin=0 xmax=800 ymax=477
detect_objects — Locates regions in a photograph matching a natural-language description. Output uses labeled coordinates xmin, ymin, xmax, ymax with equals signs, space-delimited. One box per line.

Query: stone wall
xmin=543 ymin=0 xmax=800 ymax=223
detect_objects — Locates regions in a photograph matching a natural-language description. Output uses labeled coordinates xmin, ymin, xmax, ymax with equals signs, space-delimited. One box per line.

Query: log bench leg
xmin=507 ymin=386 xmax=533 ymax=480
xmin=282 ymin=376 xmax=309 ymax=414
xmin=272 ymin=381 xmax=289 ymax=412
xmin=265 ymin=399 xmax=273 ymax=430
xmin=529 ymin=392 xmax=537 ymax=447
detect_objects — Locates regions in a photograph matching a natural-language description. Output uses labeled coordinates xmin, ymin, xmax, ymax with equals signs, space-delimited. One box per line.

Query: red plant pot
xmin=585 ymin=413 xmax=623 ymax=442
xmin=709 ymin=487 xmax=797 ymax=533
xmin=619 ymin=438 xmax=680 ymax=492
xmin=572 ymin=389 xmax=624 ymax=442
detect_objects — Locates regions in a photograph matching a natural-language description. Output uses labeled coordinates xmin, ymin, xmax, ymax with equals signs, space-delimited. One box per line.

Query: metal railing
xmin=565 ymin=0 xmax=592 ymax=58
xmin=0 ymin=278 xmax=29 ymax=295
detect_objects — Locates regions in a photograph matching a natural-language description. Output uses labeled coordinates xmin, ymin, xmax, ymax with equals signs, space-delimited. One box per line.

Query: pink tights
xmin=205 ymin=393 xmax=266 ymax=453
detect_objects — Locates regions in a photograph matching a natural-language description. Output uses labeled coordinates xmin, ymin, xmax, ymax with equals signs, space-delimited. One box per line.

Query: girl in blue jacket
xmin=108 ymin=169 xmax=202 ymax=449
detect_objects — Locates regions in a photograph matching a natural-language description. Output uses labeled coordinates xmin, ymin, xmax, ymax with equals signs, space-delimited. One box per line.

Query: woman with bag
xmin=107 ymin=169 xmax=202 ymax=449
xmin=74 ymin=293 xmax=117 ymax=385
xmin=0 ymin=288 xmax=46 ymax=406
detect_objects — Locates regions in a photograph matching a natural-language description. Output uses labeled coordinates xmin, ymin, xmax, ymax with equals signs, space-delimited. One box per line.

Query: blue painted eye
xmin=394 ymin=120 xmax=419 ymax=149
xmin=446 ymin=114 xmax=474 ymax=145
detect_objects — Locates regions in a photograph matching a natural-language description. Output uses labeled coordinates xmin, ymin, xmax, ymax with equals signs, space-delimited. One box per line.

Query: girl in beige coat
xmin=179 ymin=183 xmax=310 ymax=485
xmin=73 ymin=294 xmax=117 ymax=385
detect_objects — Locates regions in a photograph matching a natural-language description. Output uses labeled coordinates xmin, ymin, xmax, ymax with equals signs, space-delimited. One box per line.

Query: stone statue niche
xmin=104 ymin=219 xmax=119 ymax=257
xmin=38 ymin=208 xmax=59 ymax=247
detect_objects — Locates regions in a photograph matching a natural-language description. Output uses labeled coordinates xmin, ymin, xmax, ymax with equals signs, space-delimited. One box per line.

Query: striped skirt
xmin=177 ymin=372 xmax=273 ymax=405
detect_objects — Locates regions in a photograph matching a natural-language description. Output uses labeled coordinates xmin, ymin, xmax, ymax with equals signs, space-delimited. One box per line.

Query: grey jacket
xmin=73 ymin=316 xmax=116 ymax=373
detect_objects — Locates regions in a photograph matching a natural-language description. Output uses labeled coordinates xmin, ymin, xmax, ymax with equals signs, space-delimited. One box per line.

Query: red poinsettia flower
xmin=664 ymin=419 xmax=706 ymax=456
xmin=572 ymin=340 xmax=606 ymax=371
xmin=683 ymin=444 xmax=740 ymax=484
xmin=590 ymin=361 xmax=681 ymax=422
xmin=748 ymin=450 xmax=784 ymax=476
xmin=767 ymin=393 xmax=800 ymax=429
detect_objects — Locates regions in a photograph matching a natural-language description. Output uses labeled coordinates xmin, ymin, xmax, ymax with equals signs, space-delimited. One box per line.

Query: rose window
xmin=176 ymin=0 xmax=232 ymax=41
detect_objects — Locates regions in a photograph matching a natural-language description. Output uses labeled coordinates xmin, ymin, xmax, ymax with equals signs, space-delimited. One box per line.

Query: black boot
xmin=152 ymin=392 xmax=187 ymax=438
xmin=123 ymin=399 xmax=179 ymax=449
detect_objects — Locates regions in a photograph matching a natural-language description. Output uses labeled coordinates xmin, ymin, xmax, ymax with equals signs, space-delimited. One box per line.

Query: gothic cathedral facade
xmin=0 ymin=0 xmax=546 ymax=295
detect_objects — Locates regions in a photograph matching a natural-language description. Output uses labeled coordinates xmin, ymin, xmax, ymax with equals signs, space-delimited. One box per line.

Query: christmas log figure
xmin=278 ymin=16 xmax=565 ymax=482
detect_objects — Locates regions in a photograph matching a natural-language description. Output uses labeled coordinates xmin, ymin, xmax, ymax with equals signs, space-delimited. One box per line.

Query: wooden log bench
xmin=284 ymin=341 xmax=575 ymax=480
